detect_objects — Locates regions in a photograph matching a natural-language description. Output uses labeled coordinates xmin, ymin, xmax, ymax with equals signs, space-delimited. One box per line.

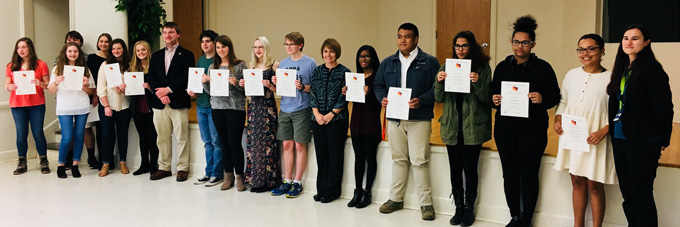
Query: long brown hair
xmin=55 ymin=42 xmax=90 ymax=78
xmin=212 ymin=35 xmax=244 ymax=72
xmin=105 ymin=38 xmax=130 ymax=72
xmin=8 ymin=37 xmax=39 ymax=71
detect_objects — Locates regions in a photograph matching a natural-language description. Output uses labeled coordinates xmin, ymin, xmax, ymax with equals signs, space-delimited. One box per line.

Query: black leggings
xmin=351 ymin=133 xmax=380 ymax=191
xmin=212 ymin=109 xmax=246 ymax=174
xmin=133 ymin=112 xmax=159 ymax=167
xmin=312 ymin=119 xmax=348 ymax=198
xmin=446 ymin=142 xmax=481 ymax=193
xmin=494 ymin=129 xmax=547 ymax=222
xmin=98 ymin=106 xmax=132 ymax=163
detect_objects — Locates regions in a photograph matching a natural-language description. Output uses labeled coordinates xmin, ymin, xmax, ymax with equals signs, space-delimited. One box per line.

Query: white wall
xmin=0 ymin=1 xmax=24 ymax=161
xmin=70 ymin=0 xmax=127 ymax=54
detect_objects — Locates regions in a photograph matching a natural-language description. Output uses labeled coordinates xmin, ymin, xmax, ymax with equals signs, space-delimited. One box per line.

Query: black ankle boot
xmin=355 ymin=189 xmax=372 ymax=209
xmin=450 ymin=189 xmax=465 ymax=225
xmin=39 ymin=155 xmax=50 ymax=174
xmin=461 ymin=192 xmax=477 ymax=226
xmin=347 ymin=189 xmax=362 ymax=207
xmin=57 ymin=166 xmax=67 ymax=178
xmin=13 ymin=157 xmax=27 ymax=175
xmin=71 ymin=165 xmax=81 ymax=178
xmin=133 ymin=162 xmax=149 ymax=176
xmin=506 ymin=216 xmax=520 ymax=227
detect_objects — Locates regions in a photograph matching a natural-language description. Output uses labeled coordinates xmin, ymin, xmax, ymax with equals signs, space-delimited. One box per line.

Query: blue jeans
xmin=197 ymin=106 xmax=222 ymax=178
xmin=58 ymin=114 xmax=88 ymax=164
xmin=11 ymin=104 xmax=47 ymax=157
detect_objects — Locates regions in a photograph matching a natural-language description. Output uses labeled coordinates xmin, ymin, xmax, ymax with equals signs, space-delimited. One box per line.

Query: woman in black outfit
xmin=606 ymin=24 xmax=673 ymax=227
xmin=128 ymin=40 xmax=159 ymax=175
xmin=85 ymin=33 xmax=111 ymax=170
xmin=491 ymin=15 xmax=561 ymax=227
xmin=345 ymin=45 xmax=382 ymax=208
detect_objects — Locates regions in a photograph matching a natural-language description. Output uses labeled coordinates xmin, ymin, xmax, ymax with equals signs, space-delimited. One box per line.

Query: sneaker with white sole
xmin=205 ymin=177 xmax=223 ymax=187
xmin=194 ymin=176 xmax=210 ymax=185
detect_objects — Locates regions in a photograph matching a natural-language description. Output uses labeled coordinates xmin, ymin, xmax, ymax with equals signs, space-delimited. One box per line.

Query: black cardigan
xmin=491 ymin=54 xmax=561 ymax=132
xmin=608 ymin=60 xmax=674 ymax=147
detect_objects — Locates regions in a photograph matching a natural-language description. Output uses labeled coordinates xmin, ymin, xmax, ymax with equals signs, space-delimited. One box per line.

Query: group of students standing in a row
xmin=6 ymin=14 xmax=673 ymax=227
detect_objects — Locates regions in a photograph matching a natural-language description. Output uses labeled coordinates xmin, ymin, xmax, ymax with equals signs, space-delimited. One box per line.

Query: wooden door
xmin=173 ymin=0 xmax=203 ymax=63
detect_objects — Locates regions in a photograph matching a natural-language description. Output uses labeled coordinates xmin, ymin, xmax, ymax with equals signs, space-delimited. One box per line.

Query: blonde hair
xmin=129 ymin=40 xmax=151 ymax=73
xmin=249 ymin=36 xmax=275 ymax=69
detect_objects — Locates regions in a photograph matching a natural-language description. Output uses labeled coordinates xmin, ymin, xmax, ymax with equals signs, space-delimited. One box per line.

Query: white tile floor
xmin=0 ymin=152 xmax=504 ymax=227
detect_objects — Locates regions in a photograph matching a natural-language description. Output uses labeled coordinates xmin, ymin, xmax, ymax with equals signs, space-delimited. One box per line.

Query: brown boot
xmin=220 ymin=172 xmax=234 ymax=190
xmin=13 ymin=157 xmax=27 ymax=175
xmin=235 ymin=174 xmax=246 ymax=191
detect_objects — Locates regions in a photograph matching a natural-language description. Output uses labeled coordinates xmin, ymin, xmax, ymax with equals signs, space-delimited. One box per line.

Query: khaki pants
xmin=387 ymin=120 xmax=432 ymax=206
xmin=153 ymin=105 xmax=190 ymax=172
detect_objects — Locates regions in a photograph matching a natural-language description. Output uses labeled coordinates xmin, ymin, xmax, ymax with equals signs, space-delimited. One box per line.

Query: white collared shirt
xmin=398 ymin=48 xmax=418 ymax=88
xmin=164 ymin=43 xmax=179 ymax=75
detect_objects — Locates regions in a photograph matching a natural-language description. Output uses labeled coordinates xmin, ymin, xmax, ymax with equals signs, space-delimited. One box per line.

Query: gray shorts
xmin=277 ymin=107 xmax=312 ymax=143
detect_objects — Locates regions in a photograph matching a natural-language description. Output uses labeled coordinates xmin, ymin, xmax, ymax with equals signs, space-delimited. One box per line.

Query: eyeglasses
xmin=454 ymin=44 xmax=470 ymax=50
xmin=512 ymin=40 xmax=534 ymax=47
xmin=358 ymin=55 xmax=371 ymax=60
xmin=283 ymin=43 xmax=299 ymax=47
xmin=252 ymin=46 xmax=264 ymax=49
xmin=576 ymin=47 xmax=601 ymax=54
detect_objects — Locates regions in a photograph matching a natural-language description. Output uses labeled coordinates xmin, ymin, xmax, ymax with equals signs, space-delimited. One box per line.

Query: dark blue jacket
xmin=374 ymin=47 xmax=440 ymax=121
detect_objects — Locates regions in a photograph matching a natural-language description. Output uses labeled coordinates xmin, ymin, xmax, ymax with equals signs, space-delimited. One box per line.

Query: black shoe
xmin=506 ymin=216 xmax=520 ymax=227
xmin=320 ymin=195 xmax=339 ymax=203
xmin=149 ymin=163 xmax=159 ymax=174
xmin=313 ymin=194 xmax=321 ymax=202
xmin=347 ymin=189 xmax=362 ymax=207
xmin=39 ymin=155 xmax=50 ymax=174
xmin=87 ymin=158 xmax=100 ymax=169
xmin=250 ymin=186 xmax=272 ymax=193
xmin=132 ymin=163 xmax=149 ymax=176
xmin=461 ymin=192 xmax=477 ymax=226
xmin=13 ymin=157 xmax=27 ymax=175
xmin=450 ymin=189 xmax=465 ymax=225
xmin=356 ymin=190 xmax=372 ymax=209
xmin=71 ymin=165 xmax=81 ymax=178
xmin=57 ymin=166 xmax=67 ymax=179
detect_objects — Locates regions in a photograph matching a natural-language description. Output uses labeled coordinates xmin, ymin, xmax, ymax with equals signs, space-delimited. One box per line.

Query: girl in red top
xmin=4 ymin=37 xmax=50 ymax=175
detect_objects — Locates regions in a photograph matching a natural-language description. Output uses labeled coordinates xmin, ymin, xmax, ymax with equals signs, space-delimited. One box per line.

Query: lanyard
xmin=618 ymin=69 xmax=631 ymax=109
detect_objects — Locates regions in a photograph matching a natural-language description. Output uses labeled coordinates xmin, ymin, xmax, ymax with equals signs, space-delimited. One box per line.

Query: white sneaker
xmin=205 ymin=177 xmax=223 ymax=187
xmin=194 ymin=176 xmax=210 ymax=185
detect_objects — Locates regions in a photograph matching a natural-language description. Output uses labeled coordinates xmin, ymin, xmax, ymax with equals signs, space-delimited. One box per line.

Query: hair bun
xmin=514 ymin=15 xmax=537 ymax=31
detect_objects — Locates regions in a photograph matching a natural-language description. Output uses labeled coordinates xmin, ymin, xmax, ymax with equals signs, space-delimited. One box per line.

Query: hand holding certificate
xmin=345 ymin=72 xmax=365 ymax=103
xmin=445 ymin=59 xmax=472 ymax=93
xmin=12 ymin=71 xmax=36 ymax=95
xmin=276 ymin=69 xmax=297 ymax=97
xmin=243 ymin=69 xmax=264 ymax=96
xmin=63 ymin=66 xmax=85 ymax=91
xmin=210 ymin=69 xmax=230 ymax=96
xmin=104 ymin=63 xmax=123 ymax=88
xmin=500 ymin=81 xmax=530 ymax=118
xmin=385 ymin=87 xmax=412 ymax=120
xmin=187 ymin=67 xmax=204 ymax=93
xmin=124 ymin=72 xmax=145 ymax=96
xmin=559 ymin=114 xmax=590 ymax=152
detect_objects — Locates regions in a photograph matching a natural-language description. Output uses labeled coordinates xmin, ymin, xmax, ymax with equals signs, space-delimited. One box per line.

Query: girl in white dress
xmin=553 ymin=34 xmax=617 ymax=227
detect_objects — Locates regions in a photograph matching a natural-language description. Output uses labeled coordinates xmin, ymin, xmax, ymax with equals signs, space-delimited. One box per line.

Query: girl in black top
xmin=491 ymin=15 xmax=561 ymax=227
xmin=606 ymin=24 xmax=673 ymax=227
xmin=84 ymin=33 xmax=112 ymax=170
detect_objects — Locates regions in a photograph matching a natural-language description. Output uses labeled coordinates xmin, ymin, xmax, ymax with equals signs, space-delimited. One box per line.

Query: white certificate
xmin=104 ymin=63 xmax=123 ymax=88
xmin=124 ymin=72 xmax=145 ymax=96
xmin=276 ymin=69 xmax=297 ymax=97
xmin=13 ymin=71 xmax=36 ymax=95
xmin=500 ymin=81 xmax=530 ymax=118
xmin=559 ymin=114 xmax=590 ymax=152
xmin=386 ymin=87 xmax=412 ymax=120
xmin=209 ymin=69 xmax=230 ymax=96
xmin=63 ymin=66 xmax=85 ymax=91
xmin=187 ymin=67 xmax=204 ymax=93
xmin=445 ymin=59 xmax=472 ymax=93
xmin=243 ymin=69 xmax=264 ymax=96
xmin=345 ymin=72 xmax=365 ymax=103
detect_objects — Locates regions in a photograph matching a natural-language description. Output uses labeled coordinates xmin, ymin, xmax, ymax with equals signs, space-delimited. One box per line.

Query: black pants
xmin=494 ymin=129 xmax=547 ymax=223
xmin=99 ymin=106 xmax=132 ymax=163
xmin=212 ymin=109 xmax=246 ymax=174
xmin=446 ymin=139 xmax=482 ymax=193
xmin=133 ymin=112 xmax=159 ymax=168
xmin=312 ymin=119 xmax=348 ymax=198
xmin=350 ymin=132 xmax=380 ymax=191
xmin=612 ymin=138 xmax=660 ymax=227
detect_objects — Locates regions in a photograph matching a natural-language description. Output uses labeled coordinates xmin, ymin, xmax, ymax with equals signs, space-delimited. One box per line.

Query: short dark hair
xmin=512 ymin=15 xmax=538 ymax=41
xmin=398 ymin=23 xmax=419 ymax=37
xmin=199 ymin=30 xmax=218 ymax=42
xmin=64 ymin=30 xmax=83 ymax=44
xmin=163 ymin=22 xmax=181 ymax=34
xmin=321 ymin=38 xmax=341 ymax=59
xmin=285 ymin=32 xmax=305 ymax=51
xmin=578 ymin=33 xmax=605 ymax=48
